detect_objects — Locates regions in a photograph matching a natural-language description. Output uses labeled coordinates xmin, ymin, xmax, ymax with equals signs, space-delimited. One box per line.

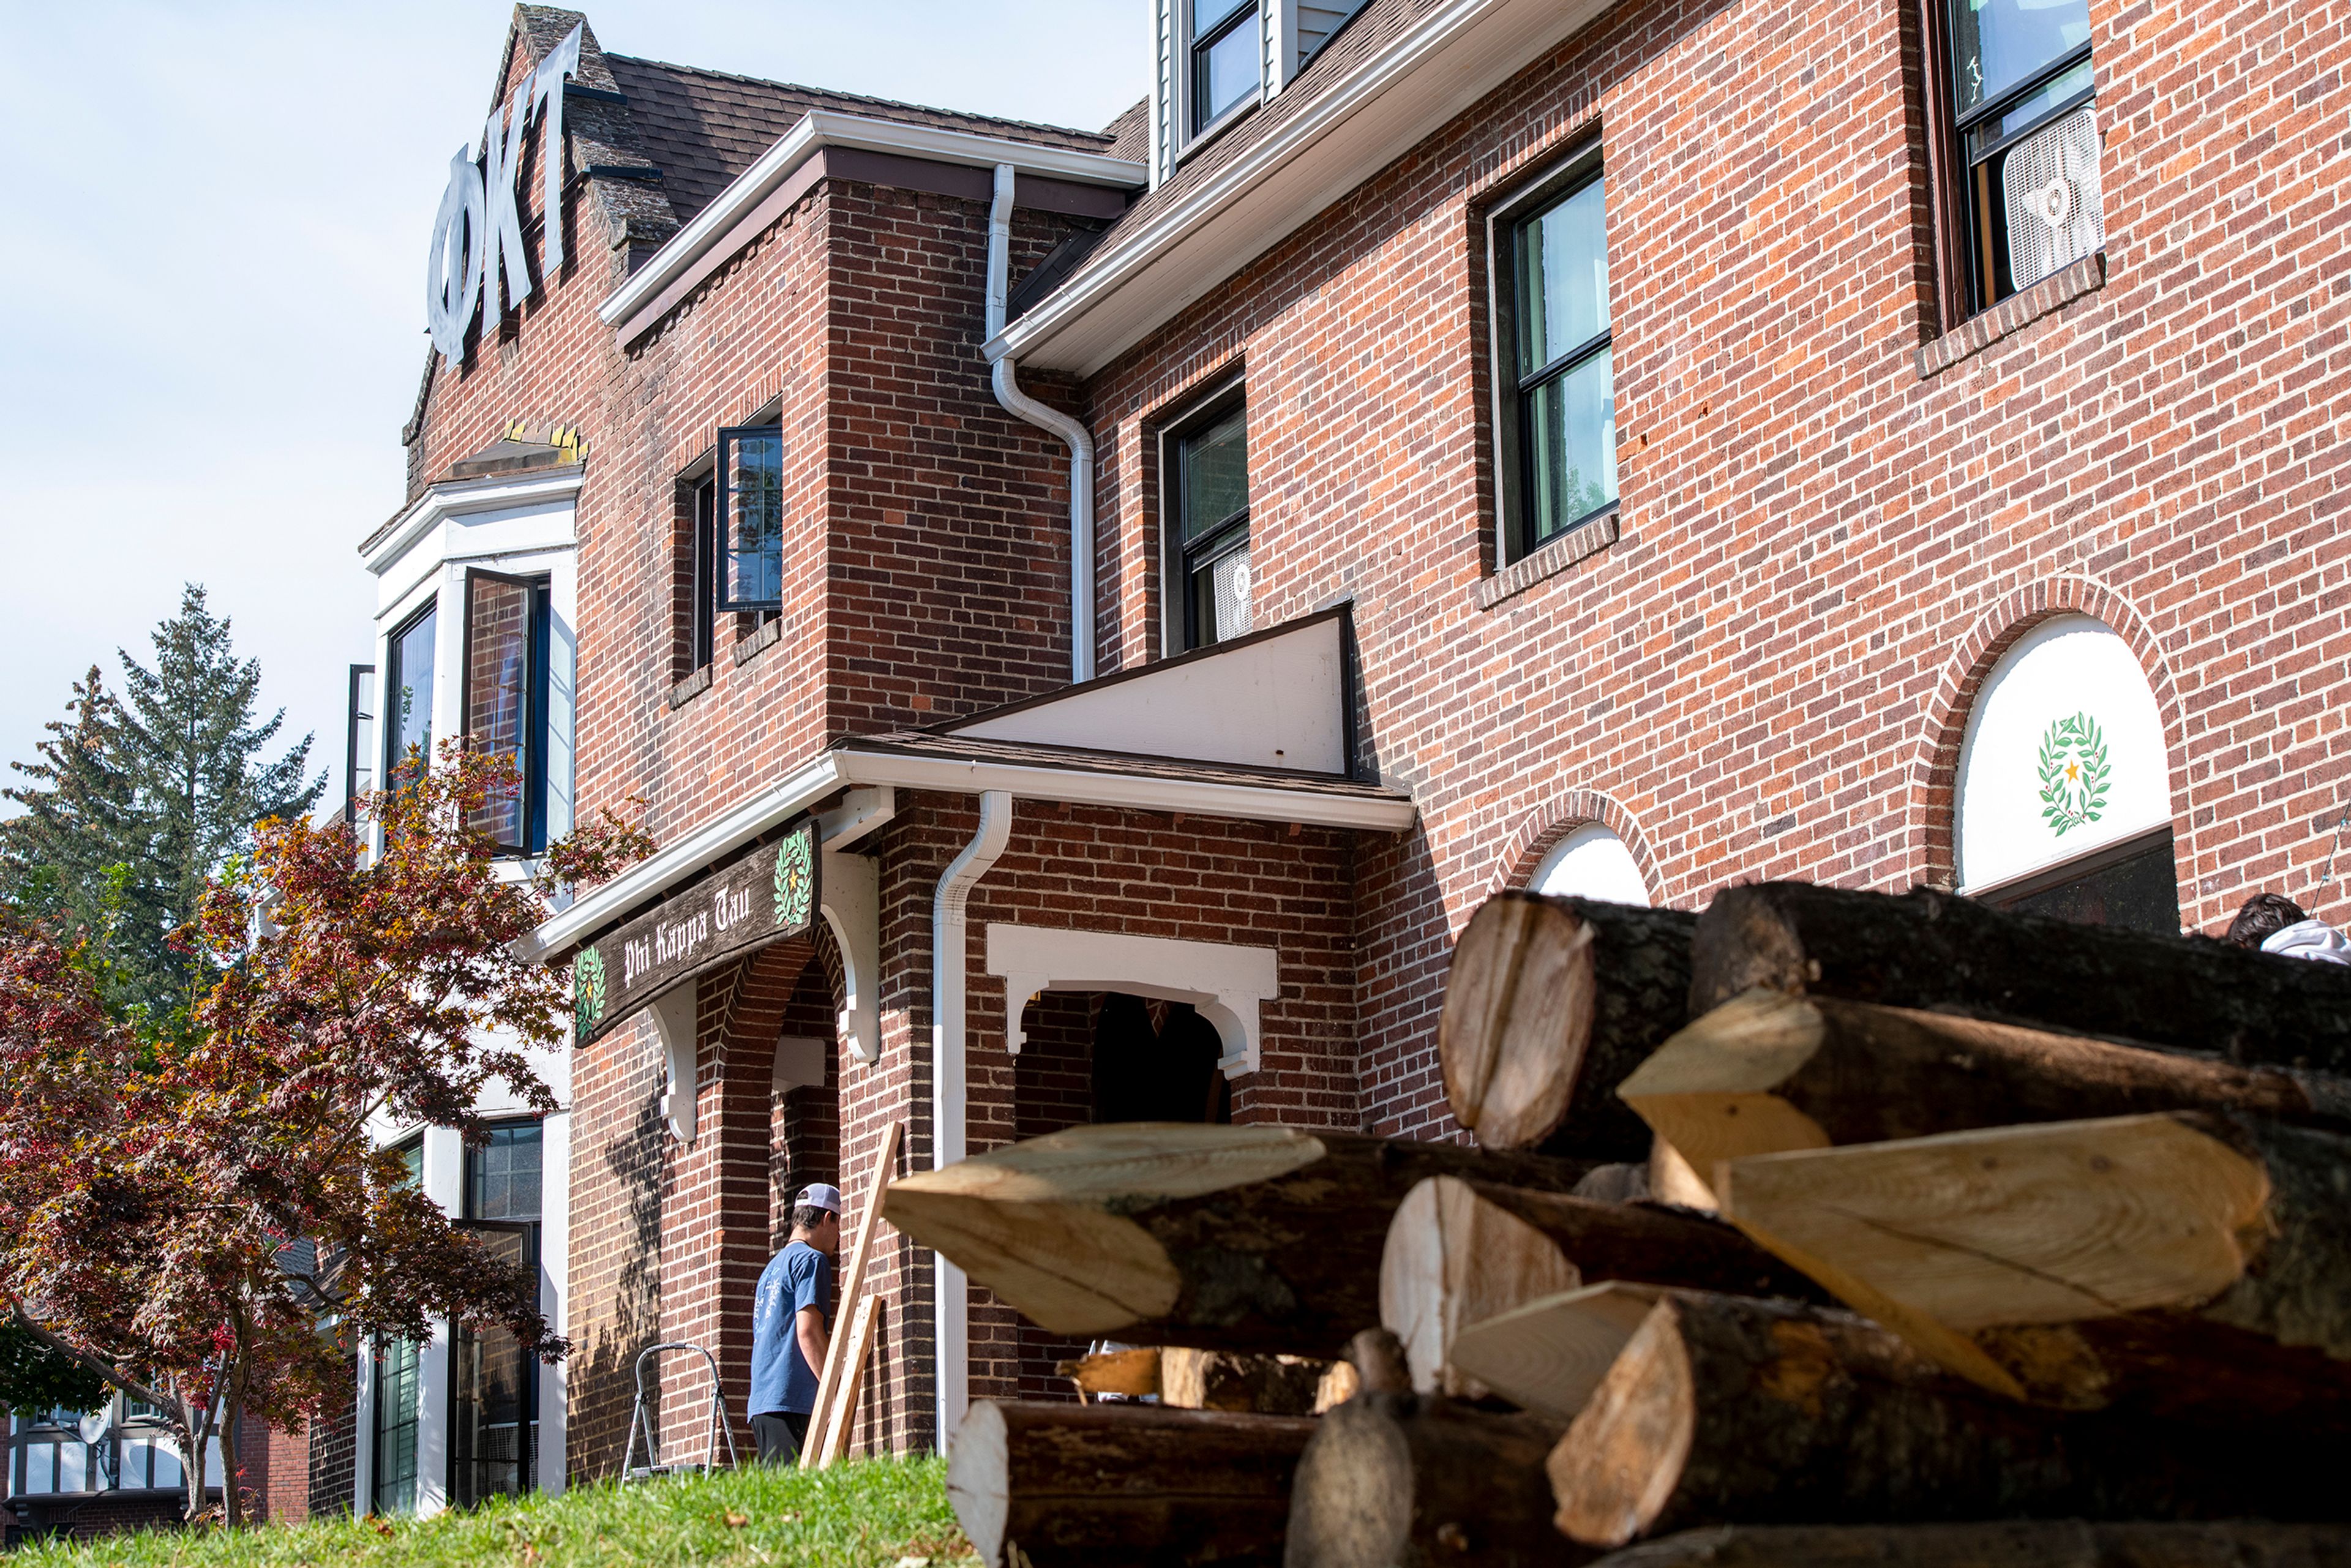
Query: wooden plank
xmin=813 ymin=1294 xmax=881 ymax=1469
xmin=1057 ymin=1346 xmax=1160 ymax=1400
xmin=800 ymin=1119 xmax=904 ymax=1468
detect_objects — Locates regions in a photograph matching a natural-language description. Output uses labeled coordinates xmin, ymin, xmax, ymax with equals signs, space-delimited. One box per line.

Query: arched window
xmin=1955 ymin=614 xmax=2177 ymax=932
xmin=1530 ymin=822 xmax=1651 ymax=906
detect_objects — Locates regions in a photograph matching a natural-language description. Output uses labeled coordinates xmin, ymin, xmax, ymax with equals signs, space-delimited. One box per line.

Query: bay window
xmin=462 ymin=570 xmax=554 ymax=855
xmin=383 ymin=602 xmax=438 ymax=787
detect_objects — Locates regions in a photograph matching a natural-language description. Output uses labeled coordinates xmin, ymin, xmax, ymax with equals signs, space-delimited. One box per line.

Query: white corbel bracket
xmin=649 ymin=980 xmax=699 ymax=1144
xmin=984 ymin=923 xmax=1281 ymax=1078
xmin=821 ymin=848 xmax=882 ymax=1065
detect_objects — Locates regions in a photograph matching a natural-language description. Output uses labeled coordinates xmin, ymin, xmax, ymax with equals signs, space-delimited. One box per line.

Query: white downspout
xmin=931 ymin=789 xmax=1013 ymax=1451
xmin=985 ymin=163 xmax=1097 ymax=684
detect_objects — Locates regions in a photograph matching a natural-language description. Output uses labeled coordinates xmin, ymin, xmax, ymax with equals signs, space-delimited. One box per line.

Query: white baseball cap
xmin=797 ymin=1183 xmax=842 ymax=1214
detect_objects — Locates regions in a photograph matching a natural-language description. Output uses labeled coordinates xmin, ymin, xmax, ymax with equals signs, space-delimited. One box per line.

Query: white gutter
xmin=985 ymin=163 xmax=1097 ymax=685
xmin=598 ymin=111 xmax=1145 ymax=332
xmin=519 ymin=745 xmax=1411 ymax=961
xmin=931 ymin=789 xmax=1012 ymax=1452
xmin=987 ymin=0 xmax=1614 ymax=375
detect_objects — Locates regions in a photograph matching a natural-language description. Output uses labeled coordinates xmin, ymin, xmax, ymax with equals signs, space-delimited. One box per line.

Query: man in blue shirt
xmin=749 ymin=1182 xmax=841 ymax=1463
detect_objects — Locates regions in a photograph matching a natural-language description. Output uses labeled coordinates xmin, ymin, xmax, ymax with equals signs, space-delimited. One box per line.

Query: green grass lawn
xmin=9 ymin=1457 xmax=975 ymax=1567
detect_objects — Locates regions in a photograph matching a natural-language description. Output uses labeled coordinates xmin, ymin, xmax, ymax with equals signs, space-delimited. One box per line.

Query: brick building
xmin=335 ymin=0 xmax=2351 ymax=1506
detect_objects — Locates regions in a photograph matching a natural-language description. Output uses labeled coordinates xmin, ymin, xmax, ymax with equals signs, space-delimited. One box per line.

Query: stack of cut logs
xmin=883 ymin=883 xmax=2351 ymax=1568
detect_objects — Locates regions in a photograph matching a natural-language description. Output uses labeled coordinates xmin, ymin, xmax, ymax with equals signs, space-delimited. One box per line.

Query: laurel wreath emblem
xmin=2037 ymin=711 xmax=2112 ymax=837
xmin=773 ymin=827 xmax=815 ymax=930
xmin=572 ymin=947 xmax=607 ymax=1042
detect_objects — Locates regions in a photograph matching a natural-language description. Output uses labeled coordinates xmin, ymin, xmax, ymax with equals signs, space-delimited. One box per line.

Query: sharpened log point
xmin=1550 ymin=1300 xmax=1694 ymax=1548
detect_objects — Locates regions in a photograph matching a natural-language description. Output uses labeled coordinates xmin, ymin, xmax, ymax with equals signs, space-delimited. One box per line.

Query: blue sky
xmin=0 ymin=1 xmax=1144 ymax=806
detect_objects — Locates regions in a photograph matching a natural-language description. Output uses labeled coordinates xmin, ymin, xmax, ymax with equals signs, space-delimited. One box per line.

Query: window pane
xmin=1964 ymin=56 xmax=2094 ymax=158
xmin=386 ymin=607 xmax=437 ymax=784
xmin=1525 ymin=346 xmax=1618 ymax=542
xmin=1517 ymin=177 xmax=1609 ymax=376
xmin=721 ymin=430 xmax=785 ymax=609
xmin=1179 ymin=408 xmax=1248 ymax=539
xmin=465 ymin=575 xmax=532 ymax=849
xmin=1946 ymin=0 xmax=2091 ymax=118
xmin=1194 ymin=8 xmax=1259 ymax=128
xmin=1193 ymin=0 xmax=1250 ymax=33
xmin=468 ymin=1123 xmax=543 ymax=1221
xmin=347 ymin=667 xmax=376 ymax=807
xmin=374 ymin=1338 xmax=421 ymax=1515
xmin=1198 ymin=541 xmax=1252 ymax=643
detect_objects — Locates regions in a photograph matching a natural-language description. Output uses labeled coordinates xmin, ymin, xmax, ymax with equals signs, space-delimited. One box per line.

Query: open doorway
xmin=1011 ymin=991 xmax=1232 ymax=1398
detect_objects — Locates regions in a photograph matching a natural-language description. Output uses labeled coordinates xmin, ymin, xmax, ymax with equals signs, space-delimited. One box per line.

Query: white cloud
xmin=0 ymin=0 xmax=1145 ymax=806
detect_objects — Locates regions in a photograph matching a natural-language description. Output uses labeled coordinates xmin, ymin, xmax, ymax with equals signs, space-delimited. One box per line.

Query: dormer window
xmin=1189 ymin=0 xmax=1261 ymax=140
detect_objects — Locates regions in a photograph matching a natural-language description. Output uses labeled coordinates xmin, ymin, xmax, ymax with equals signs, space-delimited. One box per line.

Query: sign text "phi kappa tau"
xmin=426 ymin=22 xmax=583 ymax=365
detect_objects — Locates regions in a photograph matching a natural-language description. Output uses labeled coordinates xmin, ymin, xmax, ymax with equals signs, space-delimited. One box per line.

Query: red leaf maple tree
xmin=0 ymin=746 xmax=648 ymax=1525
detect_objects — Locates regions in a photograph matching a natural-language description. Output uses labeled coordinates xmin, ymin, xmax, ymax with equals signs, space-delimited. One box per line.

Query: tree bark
xmin=1284 ymin=1392 xmax=1580 ymax=1568
xmin=883 ymin=1122 xmax=1594 ymax=1357
xmin=1379 ymin=1176 xmax=1824 ymax=1396
xmin=1441 ymin=895 xmax=1697 ymax=1159
xmin=1584 ymin=1522 xmax=2351 ymax=1568
xmin=1160 ymin=1348 xmax=1330 ymax=1414
xmin=1548 ymin=1291 xmax=2339 ymax=1550
xmin=1689 ymin=882 xmax=2351 ymax=1073
xmin=1717 ymin=1111 xmax=2351 ymax=1416
xmin=946 ymin=1399 xmax=1315 ymax=1568
xmin=1623 ymin=986 xmax=2351 ymax=1196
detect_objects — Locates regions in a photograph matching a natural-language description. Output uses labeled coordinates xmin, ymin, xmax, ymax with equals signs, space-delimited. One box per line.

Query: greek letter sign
xmin=572 ymin=817 xmax=821 ymax=1047
xmin=427 ymin=23 xmax=583 ymax=365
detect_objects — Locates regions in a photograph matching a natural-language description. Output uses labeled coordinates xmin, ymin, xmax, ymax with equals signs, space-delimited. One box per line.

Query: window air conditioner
xmin=2002 ymin=104 xmax=2104 ymax=291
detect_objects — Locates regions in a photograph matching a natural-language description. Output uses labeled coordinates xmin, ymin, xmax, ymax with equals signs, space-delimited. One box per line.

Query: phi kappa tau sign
xmin=571 ymin=816 xmax=820 ymax=1046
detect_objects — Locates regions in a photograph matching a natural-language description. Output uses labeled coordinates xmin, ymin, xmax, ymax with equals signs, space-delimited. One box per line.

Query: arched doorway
xmin=1955 ymin=613 xmax=2178 ymax=932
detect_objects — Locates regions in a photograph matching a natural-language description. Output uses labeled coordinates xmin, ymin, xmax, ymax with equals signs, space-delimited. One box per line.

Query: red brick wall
xmin=1074 ymin=0 xmax=2351 ymax=1139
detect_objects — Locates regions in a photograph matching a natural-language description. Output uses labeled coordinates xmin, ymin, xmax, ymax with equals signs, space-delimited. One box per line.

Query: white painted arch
xmin=984 ymin=923 xmax=1281 ymax=1078
xmin=1529 ymin=822 xmax=1652 ymax=906
xmin=1956 ymin=613 xmax=2172 ymax=894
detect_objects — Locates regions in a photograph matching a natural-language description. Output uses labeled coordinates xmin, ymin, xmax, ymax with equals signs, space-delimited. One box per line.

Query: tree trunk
xmin=1688 ymin=882 xmax=2351 ymax=1073
xmin=1717 ymin=1111 xmax=2351 ymax=1414
xmin=1284 ymin=1392 xmax=1579 ymax=1568
xmin=1379 ymin=1176 xmax=1823 ymax=1397
xmin=945 ymin=1399 xmax=1315 ymax=1568
xmin=1583 ymin=1522 xmax=2351 ymax=1568
xmin=220 ymin=1405 xmax=242 ymax=1526
xmin=1548 ymin=1291 xmax=2339 ymax=1549
xmin=1441 ymin=895 xmax=1696 ymax=1159
xmin=883 ymin=1122 xmax=1595 ymax=1357
xmin=1623 ymin=987 xmax=2351 ymax=1198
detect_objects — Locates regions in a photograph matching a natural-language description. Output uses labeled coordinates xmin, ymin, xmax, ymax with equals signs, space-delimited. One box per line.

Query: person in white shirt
xmin=2224 ymin=893 xmax=2351 ymax=966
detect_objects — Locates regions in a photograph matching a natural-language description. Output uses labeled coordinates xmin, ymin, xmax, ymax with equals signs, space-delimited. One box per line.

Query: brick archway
xmin=1490 ymin=788 xmax=1667 ymax=904
xmin=1903 ymin=575 xmax=2193 ymax=895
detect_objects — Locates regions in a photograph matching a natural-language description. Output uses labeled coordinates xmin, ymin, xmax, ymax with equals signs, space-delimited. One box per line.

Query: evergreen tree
xmin=1 ymin=668 xmax=137 ymax=964
xmin=2 ymin=587 xmax=325 ymax=1019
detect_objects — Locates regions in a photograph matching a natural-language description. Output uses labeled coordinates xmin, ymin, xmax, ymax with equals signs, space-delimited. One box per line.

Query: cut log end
xmin=946 ymin=1401 xmax=1013 ymax=1568
xmin=1281 ymin=1398 xmax=1416 ymax=1568
xmin=1381 ymin=1174 xmax=1582 ymax=1396
xmin=1441 ymin=892 xmax=1597 ymax=1149
xmin=1449 ymin=1280 xmax=1662 ymax=1422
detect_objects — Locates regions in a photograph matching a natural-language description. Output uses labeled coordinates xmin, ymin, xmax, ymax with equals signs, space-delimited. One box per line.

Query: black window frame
xmin=1162 ymin=384 xmax=1252 ymax=653
xmin=1485 ymin=143 xmax=1618 ymax=564
xmin=1919 ymin=0 xmax=2097 ymax=323
xmin=460 ymin=569 xmax=554 ymax=858
xmin=1186 ymin=0 xmax=1262 ymax=144
xmin=688 ymin=469 xmax=719 ymax=670
xmin=345 ymin=662 xmax=376 ymax=823
xmin=449 ymin=1119 xmax=543 ymax=1509
xmin=713 ymin=422 xmax=786 ymax=615
xmin=381 ymin=599 xmax=439 ymax=792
